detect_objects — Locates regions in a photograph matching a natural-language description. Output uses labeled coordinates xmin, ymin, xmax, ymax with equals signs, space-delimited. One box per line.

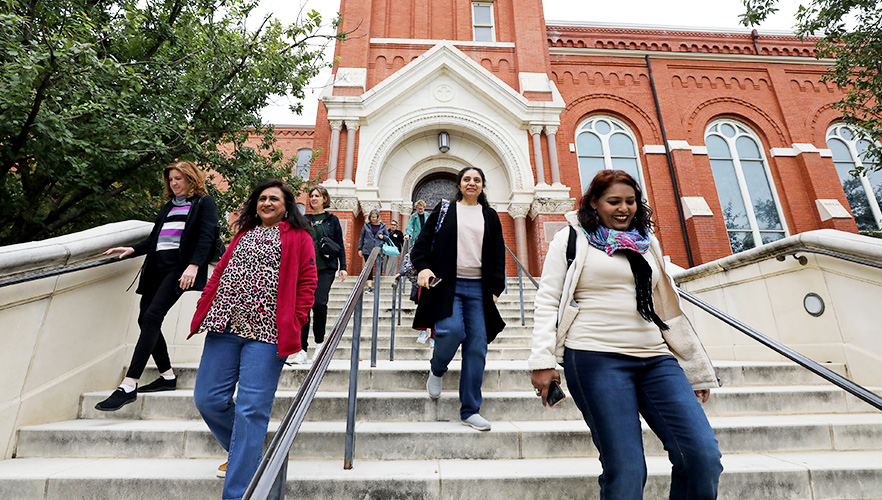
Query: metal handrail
xmin=0 ymin=256 xmax=129 ymax=288
xmin=678 ymin=289 xmax=882 ymax=411
xmin=776 ymin=246 xmax=882 ymax=271
xmin=504 ymin=245 xmax=538 ymax=326
xmin=242 ymin=246 xmax=383 ymax=499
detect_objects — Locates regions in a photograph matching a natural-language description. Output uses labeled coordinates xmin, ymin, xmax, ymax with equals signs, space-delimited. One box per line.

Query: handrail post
xmin=517 ymin=266 xmax=526 ymax=326
xmin=371 ymin=254 xmax=381 ymax=368
xmin=344 ymin=293 xmax=364 ymax=469
xmin=390 ymin=276 xmax=397 ymax=361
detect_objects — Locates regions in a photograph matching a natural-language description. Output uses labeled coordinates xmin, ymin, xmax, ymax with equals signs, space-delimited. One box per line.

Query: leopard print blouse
xmin=199 ymin=225 xmax=282 ymax=344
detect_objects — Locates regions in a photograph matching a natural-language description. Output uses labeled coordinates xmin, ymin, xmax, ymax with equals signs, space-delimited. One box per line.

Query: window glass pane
xmin=473 ymin=5 xmax=492 ymax=24
xmin=706 ymin=135 xmax=731 ymax=159
xmin=595 ymin=120 xmax=611 ymax=135
xmin=835 ymin=162 xmax=876 ymax=230
xmin=741 ymin=159 xmax=783 ymax=230
xmin=728 ymin=231 xmax=755 ymax=253
xmin=609 ymin=133 xmax=635 ymax=156
xmin=710 ymin=158 xmax=750 ymax=230
xmin=721 ymin=123 xmax=737 ymax=138
xmin=611 ymin=157 xmax=639 ymax=180
xmin=474 ymin=26 xmax=492 ymax=41
xmin=857 ymin=139 xmax=874 ymax=162
xmin=576 ymin=132 xmax=603 ymax=156
xmin=760 ymin=232 xmax=785 ymax=244
xmin=578 ymin=156 xmax=606 ymax=187
xmin=840 ymin=127 xmax=854 ymax=141
xmin=735 ymin=136 xmax=761 ymax=159
xmin=827 ymin=138 xmax=853 ymax=162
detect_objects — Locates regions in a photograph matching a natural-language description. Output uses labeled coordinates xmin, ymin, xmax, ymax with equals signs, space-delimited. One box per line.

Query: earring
xmin=284 ymin=212 xmax=288 ymax=219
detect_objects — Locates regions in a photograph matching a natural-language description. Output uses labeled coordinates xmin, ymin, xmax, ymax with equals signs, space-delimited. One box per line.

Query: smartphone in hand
xmin=427 ymin=277 xmax=443 ymax=288
xmin=546 ymin=380 xmax=566 ymax=407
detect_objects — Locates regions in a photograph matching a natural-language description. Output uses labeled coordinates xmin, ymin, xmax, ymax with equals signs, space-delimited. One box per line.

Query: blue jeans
xmin=563 ymin=349 xmax=722 ymax=500
xmin=194 ymin=332 xmax=287 ymax=500
xmin=430 ymin=278 xmax=488 ymax=420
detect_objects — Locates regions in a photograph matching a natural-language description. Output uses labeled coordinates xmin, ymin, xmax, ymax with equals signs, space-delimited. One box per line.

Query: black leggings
xmin=125 ymin=271 xmax=183 ymax=379
xmin=300 ymin=268 xmax=336 ymax=350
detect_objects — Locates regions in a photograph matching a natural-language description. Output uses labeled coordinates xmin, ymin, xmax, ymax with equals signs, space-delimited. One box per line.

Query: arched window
xmin=705 ymin=119 xmax=787 ymax=253
xmin=575 ymin=116 xmax=644 ymax=193
xmin=295 ymin=148 xmax=312 ymax=179
xmin=826 ymin=124 xmax=882 ymax=231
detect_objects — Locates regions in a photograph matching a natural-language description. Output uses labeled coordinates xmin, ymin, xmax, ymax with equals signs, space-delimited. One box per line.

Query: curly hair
xmin=577 ymin=170 xmax=655 ymax=236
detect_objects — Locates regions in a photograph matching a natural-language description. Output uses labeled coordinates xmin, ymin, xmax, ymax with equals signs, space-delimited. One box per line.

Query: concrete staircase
xmin=3 ymin=277 xmax=882 ymax=499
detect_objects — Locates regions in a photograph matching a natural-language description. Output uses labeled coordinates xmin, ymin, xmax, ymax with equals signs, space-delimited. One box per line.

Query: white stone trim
xmin=769 ymin=143 xmax=834 ymax=158
xmin=816 ymin=199 xmax=852 ymax=221
xmin=642 ymin=143 xmax=707 ymax=155
xmin=643 ymin=145 xmax=666 ymax=155
xmin=334 ymin=68 xmax=367 ymax=89
xmin=369 ymin=38 xmax=515 ymax=48
xmin=681 ymin=197 xmax=713 ymax=219
xmin=548 ymin=47 xmax=834 ymax=66
xmin=519 ymin=72 xmax=553 ymax=93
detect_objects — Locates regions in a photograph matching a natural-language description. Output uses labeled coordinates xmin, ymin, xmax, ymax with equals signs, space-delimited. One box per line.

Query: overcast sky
xmin=254 ymin=0 xmax=806 ymax=126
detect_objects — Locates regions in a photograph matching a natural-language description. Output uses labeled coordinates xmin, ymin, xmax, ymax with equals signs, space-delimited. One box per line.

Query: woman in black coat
xmin=411 ymin=166 xmax=506 ymax=431
xmin=96 ymin=161 xmax=219 ymax=411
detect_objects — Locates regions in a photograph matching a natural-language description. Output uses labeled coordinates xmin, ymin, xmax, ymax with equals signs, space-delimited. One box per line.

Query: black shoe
xmin=139 ymin=376 xmax=177 ymax=393
xmin=94 ymin=387 xmax=137 ymax=411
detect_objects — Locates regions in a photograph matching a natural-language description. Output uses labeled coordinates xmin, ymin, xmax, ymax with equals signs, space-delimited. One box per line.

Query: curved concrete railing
xmin=0 ymin=221 xmax=205 ymax=458
xmin=672 ymin=229 xmax=882 ymax=388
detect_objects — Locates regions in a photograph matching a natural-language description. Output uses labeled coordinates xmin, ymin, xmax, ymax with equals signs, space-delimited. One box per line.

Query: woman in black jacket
xmin=96 ymin=161 xmax=219 ymax=411
xmin=411 ymin=166 xmax=506 ymax=431
xmin=297 ymin=185 xmax=348 ymax=364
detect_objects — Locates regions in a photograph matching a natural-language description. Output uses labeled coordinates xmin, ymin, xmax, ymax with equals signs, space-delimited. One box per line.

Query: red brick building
xmin=277 ymin=0 xmax=878 ymax=276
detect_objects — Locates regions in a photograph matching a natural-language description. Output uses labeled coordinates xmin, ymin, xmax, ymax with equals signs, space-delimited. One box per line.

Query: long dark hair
xmin=578 ymin=169 xmax=654 ymax=236
xmin=577 ymin=170 xmax=667 ymax=331
xmin=454 ymin=166 xmax=490 ymax=208
xmin=236 ymin=179 xmax=311 ymax=233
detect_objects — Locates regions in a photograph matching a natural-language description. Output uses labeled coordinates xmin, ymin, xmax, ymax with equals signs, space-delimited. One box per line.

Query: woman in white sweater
xmin=529 ymin=170 xmax=722 ymax=500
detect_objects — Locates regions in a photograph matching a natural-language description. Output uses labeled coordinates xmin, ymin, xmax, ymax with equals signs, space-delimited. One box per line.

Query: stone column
xmin=530 ymin=125 xmax=546 ymax=185
xmin=327 ymin=120 xmax=343 ymax=181
xmin=509 ymin=203 xmax=531 ymax=269
xmin=545 ymin=126 xmax=561 ymax=185
xmin=344 ymin=120 xmax=359 ymax=182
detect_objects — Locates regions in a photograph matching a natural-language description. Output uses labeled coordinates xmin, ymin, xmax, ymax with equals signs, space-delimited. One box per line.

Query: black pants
xmin=300 ymin=268 xmax=336 ymax=350
xmin=125 ymin=271 xmax=183 ymax=379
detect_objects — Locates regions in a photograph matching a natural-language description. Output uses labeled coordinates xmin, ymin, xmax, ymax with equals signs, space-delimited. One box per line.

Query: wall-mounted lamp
xmin=438 ymin=131 xmax=450 ymax=153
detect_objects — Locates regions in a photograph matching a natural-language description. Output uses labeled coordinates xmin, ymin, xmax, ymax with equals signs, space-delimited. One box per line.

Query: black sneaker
xmin=139 ymin=376 xmax=177 ymax=393
xmin=94 ymin=387 xmax=137 ymax=411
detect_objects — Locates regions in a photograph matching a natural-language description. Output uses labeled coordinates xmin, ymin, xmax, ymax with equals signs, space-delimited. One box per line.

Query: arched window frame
xmin=825 ymin=123 xmax=882 ymax=231
xmin=705 ymin=118 xmax=789 ymax=253
xmin=574 ymin=115 xmax=646 ymax=194
xmin=295 ymin=148 xmax=313 ymax=180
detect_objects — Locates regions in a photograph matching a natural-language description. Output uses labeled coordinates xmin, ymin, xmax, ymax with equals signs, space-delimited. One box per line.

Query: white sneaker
xmin=426 ymin=372 xmax=443 ymax=399
xmin=292 ymin=350 xmax=308 ymax=365
xmin=462 ymin=414 xmax=491 ymax=431
xmin=416 ymin=331 xmax=429 ymax=344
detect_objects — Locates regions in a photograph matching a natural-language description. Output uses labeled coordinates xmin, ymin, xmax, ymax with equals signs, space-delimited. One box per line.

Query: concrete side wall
xmin=675 ymin=229 xmax=882 ymax=387
xmin=0 ymin=222 xmax=207 ymax=458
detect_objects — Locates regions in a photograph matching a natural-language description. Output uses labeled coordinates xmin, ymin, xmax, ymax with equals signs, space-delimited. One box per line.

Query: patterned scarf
xmin=582 ymin=225 xmax=651 ymax=256
xmin=582 ymin=224 xmax=668 ymax=331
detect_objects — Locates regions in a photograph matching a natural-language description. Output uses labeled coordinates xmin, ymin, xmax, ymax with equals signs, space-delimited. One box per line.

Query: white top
xmin=564 ymin=244 xmax=670 ymax=357
xmin=455 ymin=202 xmax=484 ymax=279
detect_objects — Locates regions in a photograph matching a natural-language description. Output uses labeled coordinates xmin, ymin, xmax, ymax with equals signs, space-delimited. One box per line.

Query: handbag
xmin=382 ymin=238 xmax=400 ymax=256
xmin=320 ymin=236 xmax=340 ymax=259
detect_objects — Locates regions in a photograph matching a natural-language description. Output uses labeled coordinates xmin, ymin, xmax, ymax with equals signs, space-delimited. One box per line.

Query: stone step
xmin=140 ymin=360 xmax=849 ymax=393
xmin=77 ymin=386 xmax=876 ymax=423
xmin=17 ymin=414 xmax=882 ymax=460
xmin=1 ymin=452 xmax=880 ymax=500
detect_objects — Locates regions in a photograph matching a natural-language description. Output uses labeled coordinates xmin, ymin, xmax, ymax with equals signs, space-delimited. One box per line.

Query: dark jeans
xmin=430 ymin=278 xmax=487 ymax=420
xmin=563 ymin=349 xmax=722 ymax=500
xmin=125 ymin=270 xmax=182 ymax=379
xmin=300 ymin=268 xmax=335 ymax=350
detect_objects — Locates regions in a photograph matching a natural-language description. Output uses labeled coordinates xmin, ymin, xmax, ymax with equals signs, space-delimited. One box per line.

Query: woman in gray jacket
xmin=358 ymin=209 xmax=389 ymax=292
xmin=529 ymin=170 xmax=722 ymax=500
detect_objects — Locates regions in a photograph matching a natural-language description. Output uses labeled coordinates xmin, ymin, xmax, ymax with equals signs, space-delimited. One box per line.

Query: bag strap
xmin=434 ymin=199 xmax=450 ymax=233
xmin=566 ymin=226 xmax=577 ymax=270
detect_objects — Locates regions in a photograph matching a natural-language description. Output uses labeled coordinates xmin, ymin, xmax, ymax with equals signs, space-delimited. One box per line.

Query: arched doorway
xmin=412 ymin=172 xmax=457 ymax=212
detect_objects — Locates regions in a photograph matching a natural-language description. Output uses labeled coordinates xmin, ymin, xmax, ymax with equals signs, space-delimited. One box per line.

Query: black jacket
xmin=312 ymin=212 xmax=347 ymax=271
xmin=410 ymin=201 xmax=506 ymax=341
xmin=131 ymin=195 xmax=219 ymax=294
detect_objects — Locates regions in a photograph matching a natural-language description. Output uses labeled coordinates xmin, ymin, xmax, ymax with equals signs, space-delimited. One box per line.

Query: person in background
xmin=529 ymin=169 xmax=722 ymax=500
xmin=296 ymin=185 xmax=348 ymax=364
xmin=96 ymin=160 xmax=218 ymax=411
xmin=358 ymin=208 xmax=389 ymax=292
xmin=405 ymin=200 xmax=427 ymax=241
xmin=191 ymin=179 xmax=317 ymax=500
xmin=411 ymin=166 xmax=506 ymax=432
xmin=384 ymin=219 xmax=405 ymax=278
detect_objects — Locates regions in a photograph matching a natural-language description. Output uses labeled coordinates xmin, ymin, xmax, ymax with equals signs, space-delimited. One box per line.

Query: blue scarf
xmin=582 ymin=225 xmax=650 ymax=256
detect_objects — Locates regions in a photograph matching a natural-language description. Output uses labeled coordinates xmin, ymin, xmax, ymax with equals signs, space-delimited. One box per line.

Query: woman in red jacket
xmin=190 ymin=179 xmax=317 ymax=500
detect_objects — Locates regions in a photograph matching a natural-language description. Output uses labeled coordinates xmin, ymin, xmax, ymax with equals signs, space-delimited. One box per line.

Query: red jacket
xmin=189 ymin=221 xmax=318 ymax=357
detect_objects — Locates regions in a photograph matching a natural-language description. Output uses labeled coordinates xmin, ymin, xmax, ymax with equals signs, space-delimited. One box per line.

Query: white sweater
xmin=528 ymin=211 xmax=720 ymax=390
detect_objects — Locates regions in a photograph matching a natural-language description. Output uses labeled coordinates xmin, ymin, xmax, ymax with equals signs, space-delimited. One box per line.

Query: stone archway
xmin=413 ymin=172 xmax=457 ymax=212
